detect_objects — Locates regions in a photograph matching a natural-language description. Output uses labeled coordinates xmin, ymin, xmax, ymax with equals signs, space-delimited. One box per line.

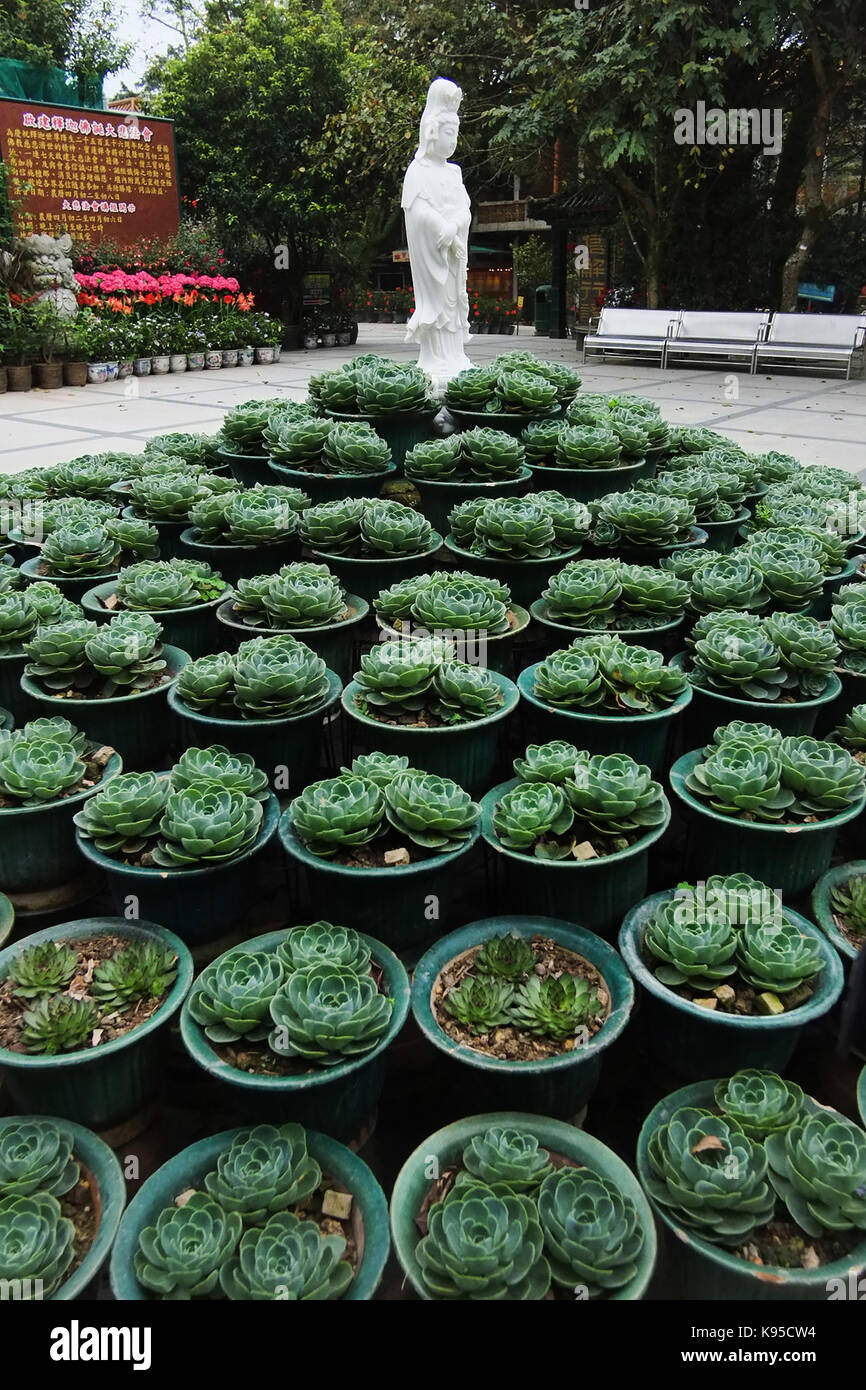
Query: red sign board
xmin=0 ymin=99 xmax=179 ymax=245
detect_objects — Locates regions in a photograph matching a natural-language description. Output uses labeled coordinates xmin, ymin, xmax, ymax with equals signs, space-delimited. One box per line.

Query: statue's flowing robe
xmin=401 ymin=155 xmax=471 ymax=346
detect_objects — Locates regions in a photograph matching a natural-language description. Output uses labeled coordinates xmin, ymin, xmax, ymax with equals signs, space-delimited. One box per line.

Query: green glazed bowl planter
xmin=619 ymin=891 xmax=843 ymax=1078
xmin=19 ymin=643 xmax=190 ymax=769
xmin=636 ymin=1079 xmax=866 ymax=1300
xmin=517 ymin=663 xmax=691 ymax=774
xmin=0 ymin=1114 xmax=126 ymax=1300
xmin=825 ymin=666 xmax=866 ymax=729
xmin=0 ymin=917 xmax=193 ymax=1131
xmin=411 ymin=915 xmax=634 ymax=1118
xmin=19 ymin=555 xmax=121 ymax=603
xmin=168 ymin=670 xmax=342 ymax=793
xmin=340 ymin=670 xmax=519 ymax=793
xmin=697 ymin=507 xmax=750 ymax=553
xmin=391 ymin=1110 xmax=657 ymax=1301
xmin=278 ymin=809 xmax=482 ymax=952
xmin=178 ymin=527 xmax=300 ymax=585
xmin=110 ymin=1124 xmax=389 ymax=1300
xmin=0 ymin=750 xmax=122 ymax=896
xmin=376 ymin=605 xmax=531 ymax=676
xmin=306 ymin=534 xmax=444 ymax=605
xmin=268 ymin=458 xmax=396 ymax=505
xmin=810 ymin=864 xmax=866 ymax=1056
xmin=808 ymin=557 xmax=859 ymax=620
xmin=526 ymin=457 xmax=650 ymax=503
xmin=670 ymin=652 xmax=842 ymax=746
xmin=529 ymin=600 xmax=685 ymax=658
xmin=480 ymin=778 xmax=671 ymax=938
xmin=215 ymin=594 xmax=370 ymax=678
xmin=119 ymin=507 xmax=186 ymax=560
xmin=0 ymin=892 xmax=13 ymax=948
xmin=409 ymin=468 xmax=532 ymax=533
xmin=75 ymin=794 xmax=280 ymax=946
xmin=81 ymin=580 xmax=230 ymax=659
xmin=324 ymin=405 xmax=440 ymax=470
xmin=447 ymin=406 xmax=561 ymax=439
xmin=669 ymin=749 xmax=866 ymax=896
xmin=443 ymin=536 xmax=582 ymax=610
xmin=0 ymin=651 xmax=36 ymax=723
xmin=592 ymin=525 xmax=709 ymax=567
xmin=179 ymin=927 xmax=409 ymax=1136
xmin=216 ymin=446 xmax=272 ymax=489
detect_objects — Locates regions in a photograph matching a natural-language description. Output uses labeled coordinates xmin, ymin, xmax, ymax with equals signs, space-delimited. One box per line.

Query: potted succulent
xmin=444 ymin=362 xmax=563 ymax=437
xmin=651 ymin=467 xmax=750 ymax=552
xmin=531 ymin=560 xmax=689 ymax=656
xmin=19 ymin=517 xmax=159 ymax=601
xmin=180 ymin=485 xmax=305 ymax=584
xmin=524 ymin=419 xmax=651 ymax=502
xmin=403 ymin=429 xmax=532 ymax=531
xmin=342 ymin=634 xmax=519 ymax=791
xmin=0 ymin=916 xmax=193 ymax=1131
xmin=279 ymin=761 xmax=482 ymax=952
xmin=217 ymin=400 xmax=290 ymax=487
xmin=811 ymin=862 xmax=866 ymax=966
xmin=301 ymin=497 xmax=443 ymax=604
xmin=411 ymin=915 xmax=633 ymax=1118
xmin=637 ymin=1068 xmax=866 ymax=1300
xmin=168 ymin=634 xmax=342 ymax=792
xmin=669 ymin=721 xmax=866 ymax=895
xmin=215 ymin=562 xmax=369 ymax=679
xmin=110 ymin=1119 xmax=389 ymax=1300
xmin=590 ymin=490 xmax=707 ymax=563
xmin=374 ymin=571 xmax=530 ymax=676
xmin=517 ymin=635 xmax=691 ymax=773
xmin=619 ymin=875 xmax=843 ymax=1077
xmin=444 ymin=493 xmax=588 ymax=609
xmin=0 ymin=716 xmax=122 ymax=900
xmin=480 ymin=743 xmax=671 ymax=936
xmin=829 ymin=584 xmax=866 ymax=721
xmin=391 ymin=1112 xmax=656 ymax=1301
xmin=314 ymin=358 xmax=439 ymax=469
xmin=81 ymin=558 xmax=230 ymax=659
xmin=20 ymin=613 xmax=190 ymax=768
xmin=0 ymin=1114 xmax=126 ymax=1299
xmin=266 ymin=415 xmax=396 ymax=505
xmin=0 ymin=587 xmax=43 ymax=719
xmin=121 ymin=474 xmax=209 ymax=561
xmin=178 ymin=920 xmax=409 ymax=1134
xmin=0 ymin=890 xmax=12 ymax=948
xmin=73 ymin=748 xmax=280 ymax=944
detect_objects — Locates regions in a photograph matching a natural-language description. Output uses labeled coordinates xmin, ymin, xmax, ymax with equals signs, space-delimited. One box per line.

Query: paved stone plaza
xmin=1 ymin=323 xmax=864 ymax=475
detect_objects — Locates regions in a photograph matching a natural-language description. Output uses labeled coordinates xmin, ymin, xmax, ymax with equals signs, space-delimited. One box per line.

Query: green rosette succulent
xmin=617 ymin=565 xmax=689 ymax=625
xmin=323 ymin=421 xmax=392 ymax=475
xmin=83 ymin=613 xmax=166 ymax=691
xmin=129 ymin=473 xmax=204 ymax=521
xmin=203 ymin=1123 xmax=321 ymax=1224
xmin=354 ymin=636 xmax=451 ymax=711
xmin=403 ymin=437 xmax=462 ymax=480
xmin=51 ymin=457 xmax=124 ymax=497
xmin=492 ymin=782 xmax=574 ymax=859
xmin=339 ymin=752 xmax=410 ymax=787
xmin=714 ymin=1070 xmax=805 ymax=1140
xmin=473 ymin=936 xmax=535 ymax=982
xmin=443 ymin=976 xmax=516 ymax=1033
xmin=831 ymin=594 xmax=866 ymax=673
xmin=263 ymin=414 xmax=333 ymax=468
xmin=410 ymin=577 xmax=510 ymax=636
xmin=521 ymin=418 xmax=564 ymax=465
xmin=684 ymin=739 xmax=795 ymax=821
xmin=566 ymin=753 xmax=667 ymax=838
xmin=0 ymin=1192 xmax=75 ymax=1297
xmin=356 ymin=362 xmax=431 ymax=415
xmin=222 ymin=399 xmax=281 ymax=454
xmin=20 ymin=996 xmax=99 ymax=1054
xmin=414 ymin=1186 xmax=550 ymax=1299
xmin=115 ymin=559 xmax=226 ymax=611
xmin=830 ymin=876 xmax=866 ymax=939
xmin=90 ymin=941 xmax=178 ymax=1011
xmin=765 ymin=1110 xmax=866 ymax=1237
xmin=644 ymin=898 xmax=738 ymax=989
xmin=746 ymin=541 xmax=824 ymax=608
xmin=513 ymin=740 xmax=580 ymax=784
xmin=40 ymin=522 xmax=120 ymax=577
xmin=445 ymin=366 xmax=500 ymax=411
xmin=835 ymin=703 xmax=866 ymax=751
xmin=661 ymin=548 xmax=721 ymax=580
xmin=151 ymin=786 xmax=264 ymax=867
xmin=72 ymin=770 xmax=170 ymax=854
xmin=134 ymin=1192 xmax=242 ymax=1299
xmin=7 ymin=942 xmax=77 ymax=1000
xmin=459 ymin=428 xmax=525 ymax=480
xmin=260 ymin=571 xmax=346 ymax=629
xmin=737 ymin=919 xmax=824 ymax=994
xmin=383 ymin=770 xmax=480 ymax=852
xmin=433 ymin=661 xmax=504 ymax=721
xmin=221 ymin=490 xmax=300 ymax=547
xmin=461 ymin=1127 xmax=553 ymax=1192
xmin=470 ymin=497 xmax=557 ymax=560
xmin=0 ymin=735 xmax=85 ymax=803
xmin=188 ymin=949 xmax=285 ymax=1042
xmin=533 ymin=647 xmax=604 ymax=709
xmin=275 ymin=922 xmax=371 ymax=975
xmin=0 ymin=593 xmax=42 ymax=651
xmin=534 ymin=490 xmax=591 ymax=549
xmin=269 ymin=962 xmax=393 ymax=1064
xmin=373 ymin=573 xmax=433 ymax=624
xmin=104 ymin=516 xmax=160 ymax=561
xmin=554 ymin=425 xmax=623 ymax=470
xmin=541 ymin=561 xmax=622 ymax=627
xmin=511 ymin=972 xmax=604 ymax=1039
xmin=688 ymin=613 xmax=786 ymax=699
xmin=688 ymin=555 xmax=768 ymax=615
xmin=447 ymin=497 xmax=487 ymax=548
xmin=233 ymin=635 xmax=330 ymax=718
xmin=5 ymin=715 xmax=86 ymax=752
xmin=220 ymin=1212 xmax=353 ymax=1300
xmin=289 ymin=775 xmax=385 ymax=857
xmin=144 ymin=432 xmax=217 ymax=468
xmin=495 ymin=368 xmax=559 ymax=415
xmin=170 ymin=746 xmax=269 ymax=802
xmin=360 ymin=500 xmax=433 ymax=557
xmin=777 ymin=733 xmax=864 ymax=816
xmin=596 ymin=491 xmax=695 ymax=548
xmin=0 ymin=1120 xmax=79 ymax=1199
xmin=175 ymin=652 xmax=236 ymax=711
xmin=538 ymin=1167 xmax=645 ymax=1294
xmin=298 ymin=498 xmax=365 ymax=555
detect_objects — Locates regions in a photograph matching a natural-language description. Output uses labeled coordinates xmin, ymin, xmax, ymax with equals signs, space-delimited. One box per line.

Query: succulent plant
xmin=223 ymin=490 xmax=301 ymax=547
xmin=105 ymin=516 xmax=160 ymax=559
xmin=534 ymin=491 xmax=592 ymax=549
xmin=520 ymin=418 xmax=563 ymax=465
xmin=746 ymin=541 xmax=825 ymax=608
xmin=492 ymin=781 xmax=575 ymax=859
xmin=459 ymin=428 xmax=525 ymax=480
xmin=263 ymin=414 xmax=333 ymax=468
xmin=0 ymin=734 xmax=85 ymax=803
xmin=409 ymin=577 xmax=510 ymax=636
xmin=339 ymin=752 xmax=410 ymax=787
xmin=688 ymin=613 xmax=786 ymax=700
xmin=737 ymin=918 xmax=824 ymax=994
xmin=566 ymin=753 xmax=668 ymax=838
xmin=383 ymin=770 xmax=480 ymax=852
xmin=259 ymin=570 xmax=346 ymax=629
xmin=644 ymin=898 xmax=739 ymax=989
xmin=762 ymin=612 xmax=839 ymax=698
xmin=189 ymin=949 xmax=285 ymax=1042
xmin=72 ymin=770 xmax=170 ymax=854
xmin=0 ymin=1120 xmax=79 ymax=1200
xmin=538 ymin=1166 xmax=645 ymax=1293
xmin=90 ymin=942 xmax=178 ymax=1011
xmin=276 ymin=922 xmax=372 ymax=975
xmin=269 ymin=960 xmax=392 ymax=1064
xmin=778 ymin=734 xmax=865 ymax=815
xmin=447 ymin=497 xmax=487 ymax=548
xmin=222 ymin=400 xmax=285 ymax=454
xmin=20 ymin=995 xmax=99 ymax=1054
xmin=474 ymin=935 xmax=535 ymax=982
xmin=444 ymin=366 xmax=501 ymax=411
xmin=290 ymin=775 xmax=385 ymax=857
xmin=324 ymin=421 xmax=392 ymax=475
xmin=144 ymin=432 xmax=218 ymax=468
xmin=232 ymin=635 xmax=330 ymax=719
xmin=40 ymin=521 xmax=121 ymax=577
xmin=830 ymin=874 xmax=866 ymax=940
xmin=617 ymin=565 xmax=689 ymax=625
xmin=513 ymin=740 xmax=580 ymax=785
xmin=433 ymin=661 xmax=504 ymax=720
xmin=554 ymin=425 xmax=623 ymax=470
xmin=129 ymin=473 xmax=204 ymax=521
xmin=415 ymin=1183 xmax=550 ymax=1299
xmin=0 ymin=1192 xmax=75 ymax=1296
xmin=766 ymin=1109 xmax=866 ymax=1237
xmin=175 ymin=652 xmax=236 ymax=711
xmin=134 ymin=1192 xmax=242 ymax=1298
xmin=541 ymin=560 xmax=622 ymax=627
xmin=403 ymin=437 xmax=463 ymax=480
xmin=82 ymin=612 xmax=167 ymax=693
xmin=511 ymin=972 xmax=604 ymax=1039
xmin=22 ymin=617 xmax=95 ymax=688
xmin=536 ymin=637 xmax=687 ymax=714
xmin=299 ymin=498 xmax=366 ymax=555
xmin=221 ymin=1211 xmax=353 ymax=1300
xmin=360 ymin=500 xmax=433 ymax=557
xmin=460 ymin=1126 xmax=553 ymax=1192
xmin=684 ymin=738 xmax=795 ymax=821
xmin=355 ymin=636 xmax=451 ymax=711
xmin=467 ymin=497 xmax=559 ymax=560
xmin=831 ymin=593 xmax=866 ymax=673
xmin=203 ymin=1123 xmax=321 ymax=1224
xmin=645 ymin=1105 xmax=776 ymax=1244
xmin=170 ymin=748 xmax=268 ymax=805
xmin=20 ymin=581 xmax=80 ymax=626
xmin=151 ymin=785 xmax=264 ymax=868
xmin=714 ymin=1070 xmax=805 ymax=1140
xmin=7 ymin=942 xmax=77 ymax=999
xmin=496 ymin=368 xmax=559 ymax=415
xmin=356 ymin=362 xmax=432 ymax=415
xmin=115 ymin=559 xmax=226 ymax=611
xmin=443 ymin=974 xmax=516 ymax=1033
xmin=595 ymin=491 xmax=696 ymax=549
xmin=688 ymin=554 xmax=768 ymax=615
xmin=607 ymin=412 xmax=652 ymax=461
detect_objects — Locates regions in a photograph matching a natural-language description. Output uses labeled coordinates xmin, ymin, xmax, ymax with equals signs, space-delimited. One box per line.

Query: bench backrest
xmin=596 ymin=308 xmax=680 ymax=338
xmin=676 ymin=311 xmax=769 ymax=341
xmin=765 ymin=313 xmax=865 ymax=347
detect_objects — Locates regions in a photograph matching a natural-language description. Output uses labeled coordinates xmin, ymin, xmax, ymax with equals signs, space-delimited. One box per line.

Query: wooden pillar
xmin=548 ymin=217 xmax=569 ymax=338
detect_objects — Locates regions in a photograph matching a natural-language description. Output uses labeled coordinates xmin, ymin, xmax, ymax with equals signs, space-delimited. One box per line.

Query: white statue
xmin=402 ymin=77 xmax=473 ymax=385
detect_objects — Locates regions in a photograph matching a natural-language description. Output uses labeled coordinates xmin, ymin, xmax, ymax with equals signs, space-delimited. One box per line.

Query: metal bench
xmin=665 ymin=311 xmax=770 ymax=371
xmin=582 ymin=309 xmax=680 ymax=367
xmin=754 ymin=314 xmax=866 ymax=379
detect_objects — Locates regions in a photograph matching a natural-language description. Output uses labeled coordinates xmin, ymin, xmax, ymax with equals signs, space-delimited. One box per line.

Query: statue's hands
xmin=437 ymin=222 xmax=459 ymax=254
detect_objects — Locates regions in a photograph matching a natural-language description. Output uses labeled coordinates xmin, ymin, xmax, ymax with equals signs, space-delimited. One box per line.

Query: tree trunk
xmin=645 ymin=231 xmax=663 ymax=309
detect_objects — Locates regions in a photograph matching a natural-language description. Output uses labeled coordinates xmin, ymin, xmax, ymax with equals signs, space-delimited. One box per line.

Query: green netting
xmin=0 ymin=58 xmax=103 ymax=108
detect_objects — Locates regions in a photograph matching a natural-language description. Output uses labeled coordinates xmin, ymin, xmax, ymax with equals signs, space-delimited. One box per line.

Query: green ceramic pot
xmin=179 ymin=927 xmax=409 ymax=1135
xmin=110 ymin=1123 xmax=389 ymax=1300
xmin=19 ymin=644 xmax=190 ymax=769
xmin=669 ymin=748 xmax=866 ymax=896
xmin=168 ymin=671 xmax=341 ymax=793
xmin=443 ymin=536 xmax=582 ymax=610
xmin=19 ymin=555 xmax=120 ymax=603
xmin=391 ymin=1110 xmax=657 ymax=1301
xmin=81 ymin=580 xmax=230 ymax=658
xmin=527 ymin=457 xmax=650 ymax=503
xmin=76 ymin=793 xmax=280 ymax=945
xmin=0 ymin=917 xmax=193 ymax=1130
xmin=0 ymin=651 xmax=33 ymax=723
xmin=0 ymin=750 xmax=122 ymax=895
xmin=0 ymin=892 xmax=13 ymax=948
xmin=409 ymin=468 xmax=532 ymax=533
xmin=447 ymin=406 xmax=562 ymax=439
xmin=809 ymin=557 xmax=859 ymax=620
xmin=216 ymin=446 xmax=272 ymax=489
xmin=636 ymin=1079 xmax=866 ymax=1299
xmin=279 ymin=808 xmax=482 ymax=952
xmin=376 ymin=604 xmax=531 ymax=677
xmin=828 ymin=666 xmax=866 ymax=727
xmin=0 ymin=1114 xmax=126 ymax=1300
xmin=120 ymin=507 xmax=187 ymax=560
xmin=480 ymin=778 xmax=671 ymax=938
xmin=810 ymin=863 xmax=866 ymax=1055
xmin=215 ymin=594 xmax=370 ymax=678
xmin=324 ymin=406 xmax=439 ymax=470
xmin=859 ymin=1065 xmax=866 ymax=1127
xmin=340 ymin=670 xmax=518 ymax=793
xmin=411 ymin=915 xmax=634 ymax=1117
xmin=529 ymin=600 xmax=685 ymax=658
xmin=306 ymin=535 xmax=444 ymax=605
xmin=178 ymin=527 xmax=300 ymax=584
xmin=517 ymin=663 xmax=691 ymax=773
xmin=595 ymin=525 xmax=709 ymax=566
xmin=268 ymin=458 xmax=395 ymax=504
xmin=670 ymin=652 xmax=842 ymax=747
xmin=620 ymin=890 xmax=843 ymax=1077
xmin=698 ymin=507 xmax=750 ymax=553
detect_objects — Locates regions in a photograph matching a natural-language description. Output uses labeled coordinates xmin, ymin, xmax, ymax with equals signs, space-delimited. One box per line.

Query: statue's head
xmin=417 ymin=77 xmax=462 ymax=160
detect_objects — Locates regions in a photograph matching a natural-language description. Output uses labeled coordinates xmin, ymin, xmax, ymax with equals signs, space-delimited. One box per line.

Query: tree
xmin=0 ymin=0 xmax=131 ymax=82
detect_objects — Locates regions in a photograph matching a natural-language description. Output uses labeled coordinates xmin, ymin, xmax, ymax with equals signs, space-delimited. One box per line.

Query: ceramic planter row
xmin=87 ymin=347 xmax=279 ymax=383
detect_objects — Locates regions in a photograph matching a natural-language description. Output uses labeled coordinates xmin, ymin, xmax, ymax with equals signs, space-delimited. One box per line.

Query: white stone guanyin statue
xmin=401 ymin=77 xmax=473 ymax=386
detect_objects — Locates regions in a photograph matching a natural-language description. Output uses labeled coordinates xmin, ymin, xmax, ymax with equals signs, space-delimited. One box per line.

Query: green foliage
xmin=566 ymin=753 xmax=667 ymax=837
xmin=355 ymin=636 xmax=450 ymax=711
xmin=129 ymin=474 xmax=204 ymax=522
xmin=492 ymin=782 xmax=575 ymax=859
xmin=72 ymin=770 xmax=170 ymax=854
xmin=555 ymin=425 xmax=622 ymax=470
xmin=276 ymin=922 xmax=371 ymax=976
xmin=171 ymin=746 xmax=269 ymax=802
xmin=458 ymin=427 xmax=525 ymax=480
xmin=443 ymin=975 xmax=516 ymax=1033
xmin=539 ymin=1167 xmax=645 ymax=1293
xmin=0 ymin=1120 xmax=78 ymax=1200
xmin=203 ymin=1123 xmax=321 ymax=1225
xmin=0 ymin=733 xmax=85 ymax=803
xmin=115 ymin=560 xmax=226 ymax=611
xmin=766 ymin=1111 xmax=866 ymax=1238
xmin=688 ymin=555 xmax=768 ymax=615
xmin=90 ymin=942 xmax=178 ymax=1011
xmin=408 ymin=576 xmax=510 ymax=635
xmin=20 ymin=995 xmax=99 ymax=1054
xmin=434 ymin=661 xmax=504 ymax=720
xmin=0 ymin=1191 xmax=75 ymax=1297
xmin=383 ymin=770 xmax=480 ymax=852
xmin=687 ymin=611 xmax=837 ymax=701
xmin=220 ymin=1211 xmax=352 ymax=1300
xmin=510 ymin=973 xmax=604 ymax=1039
xmin=474 ymin=935 xmax=534 ymax=982
xmin=595 ymin=491 xmax=695 ymax=549
xmin=7 ymin=942 xmax=77 ymax=1000
xmin=324 ymin=422 xmax=392 ymax=475
xmin=232 ymin=565 xmax=346 ymax=630
xmin=233 ymin=635 xmax=330 ymax=718
xmin=40 ymin=521 xmax=120 ymax=577
xmin=513 ymin=740 xmax=580 ymax=785
xmin=461 ymin=1127 xmax=553 ymax=1193
xmin=685 ymin=730 xmax=864 ymax=823
xmin=290 ymin=775 xmax=385 ymax=858
xmin=269 ymin=962 xmax=392 ymax=1064
xmin=644 ymin=899 xmax=738 ymax=990
xmin=533 ymin=636 xmax=687 ymax=713
xmin=830 ymin=875 xmax=866 ymax=940
xmin=834 ymin=703 xmax=866 ymax=752
xmin=339 ymin=752 xmax=410 ymax=787
xmin=737 ymin=919 xmax=824 ymax=994
xmin=714 ymin=1072 xmax=805 ymax=1140
xmin=415 ymin=1185 xmax=550 ymax=1299
xmin=188 ymin=949 xmax=286 ymax=1043
xmin=151 ymin=786 xmax=263 ymax=868
xmin=134 ymin=1192 xmax=242 ymax=1299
